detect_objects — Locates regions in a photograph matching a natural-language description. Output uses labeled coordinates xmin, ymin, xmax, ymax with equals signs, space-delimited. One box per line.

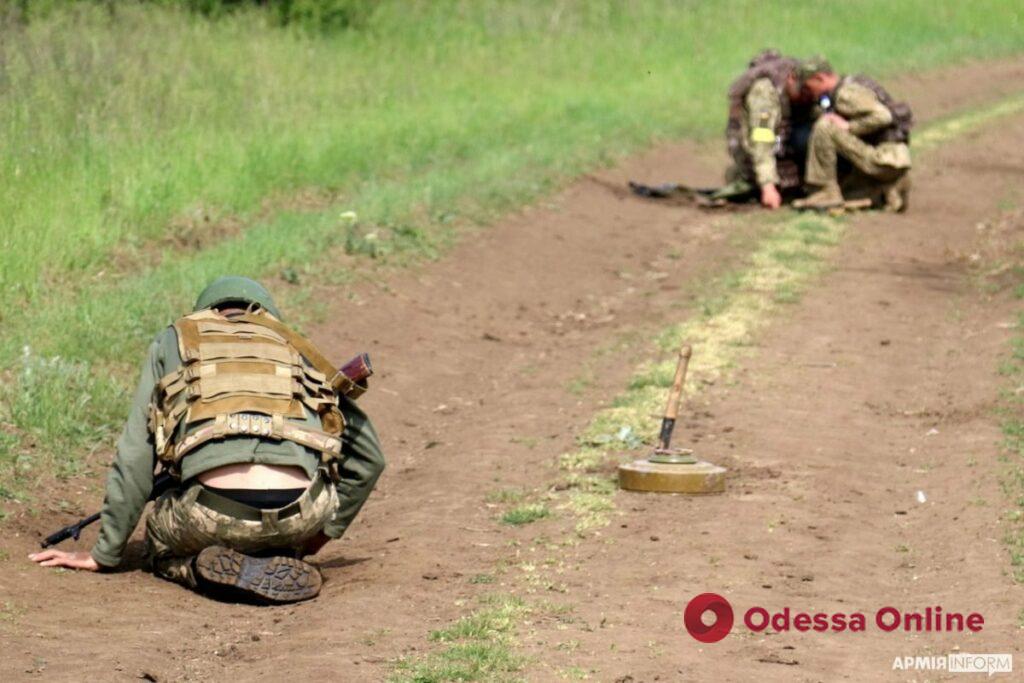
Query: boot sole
xmin=196 ymin=546 xmax=322 ymax=603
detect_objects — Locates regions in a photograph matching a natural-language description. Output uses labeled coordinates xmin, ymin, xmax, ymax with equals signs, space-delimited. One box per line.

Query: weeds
xmin=0 ymin=601 xmax=23 ymax=623
xmin=501 ymin=504 xmax=551 ymax=527
xmin=392 ymin=595 xmax=528 ymax=682
xmin=0 ymin=347 xmax=127 ymax=483
xmin=485 ymin=488 xmax=526 ymax=505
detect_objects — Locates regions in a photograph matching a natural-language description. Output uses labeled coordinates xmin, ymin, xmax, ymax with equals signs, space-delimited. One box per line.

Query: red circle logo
xmin=684 ymin=593 xmax=734 ymax=643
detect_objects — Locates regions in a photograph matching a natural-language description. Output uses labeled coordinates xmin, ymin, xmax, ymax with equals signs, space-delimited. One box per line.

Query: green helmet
xmin=797 ymin=55 xmax=834 ymax=85
xmin=193 ymin=276 xmax=283 ymax=319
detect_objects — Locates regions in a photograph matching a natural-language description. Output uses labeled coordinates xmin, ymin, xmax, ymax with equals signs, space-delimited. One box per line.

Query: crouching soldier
xmin=723 ymin=49 xmax=815 ymax=209
xmin=794 ymin=57 xmax=913 ymax=211
xmin=30 ymin=276 xmax=385 ymax=603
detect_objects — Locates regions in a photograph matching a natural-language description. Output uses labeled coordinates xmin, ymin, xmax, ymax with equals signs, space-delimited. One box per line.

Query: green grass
xmin=501 ymin=504 xmax=551 ymax=527
xmin=1 ymin=0 xmax=1024 ymax=491
xmin=392 ymin=595 xmax=528 ymax=682
xmin=485 ymin=488 xmax=527 ymax=505
xmin=7 ymin=0 xmax=1021 ymax=313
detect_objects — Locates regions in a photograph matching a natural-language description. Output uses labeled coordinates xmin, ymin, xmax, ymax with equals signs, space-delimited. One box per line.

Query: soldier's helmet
xmin=797 ymin=55 xmax=834 ymax=84
xmin=193 ymin=275 xmax=283 ymax=318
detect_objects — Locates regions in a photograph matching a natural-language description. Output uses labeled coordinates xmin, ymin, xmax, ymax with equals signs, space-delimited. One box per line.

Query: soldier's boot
xmin=882 ymin=173 xmax=911 ymax=213
xmin=792 ymin=182 xmax=844 ymax=211
xmin=195 ymin=546 xmax=322 ymax=603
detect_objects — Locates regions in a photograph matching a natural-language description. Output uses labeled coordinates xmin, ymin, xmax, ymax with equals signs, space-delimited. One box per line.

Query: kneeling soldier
xmin=724 ymin=49 xmax=815 ymax=209
xmin=794 ymin=57 xmax=913 ymax=212
xmin=30 ymin=276 xmax=385 ymax=603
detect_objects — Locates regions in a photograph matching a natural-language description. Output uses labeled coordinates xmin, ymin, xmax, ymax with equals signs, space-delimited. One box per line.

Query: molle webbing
xmin=173 ymin=413 xmax=341 ymax=462
xmin=234 ymin=312 xmax=366 ymax=399
xmin=151 ymin=309 xmax=344 ymax=469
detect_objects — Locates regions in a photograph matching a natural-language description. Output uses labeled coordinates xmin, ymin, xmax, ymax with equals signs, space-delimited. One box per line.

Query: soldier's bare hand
xmin=760 ymin=184 xmax=782 ymax=210
xmin=823 ymin=112 xmax=850 ymax=130
xmin=29 ymin=549 xmax=100 ymax=572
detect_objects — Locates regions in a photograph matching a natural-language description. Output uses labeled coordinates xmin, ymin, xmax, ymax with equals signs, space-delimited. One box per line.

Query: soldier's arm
xmin=89 ymin=333 xmax=165 ymax=568
xmin=322 ymin=394 xmax=385 ymax=539
xmin=745 ymin=78 xmax=782 ymax=188
xmin=836 ymin=81 xmax=892 ymax=137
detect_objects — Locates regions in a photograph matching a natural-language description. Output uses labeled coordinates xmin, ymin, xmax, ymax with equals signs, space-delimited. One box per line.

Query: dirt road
xmin=2 ymin=59 xmax=1024 ymax=681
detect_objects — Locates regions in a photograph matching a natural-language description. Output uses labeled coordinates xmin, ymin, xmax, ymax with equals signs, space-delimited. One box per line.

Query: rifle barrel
xmin=41 ymin=511 xmax=101 ymax=548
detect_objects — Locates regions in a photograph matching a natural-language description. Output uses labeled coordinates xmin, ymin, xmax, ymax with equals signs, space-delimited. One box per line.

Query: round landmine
xmin=617 ymin=459 xmax=727 ymax=493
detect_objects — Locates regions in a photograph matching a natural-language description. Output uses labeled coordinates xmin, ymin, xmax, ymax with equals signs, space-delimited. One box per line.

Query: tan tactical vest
xmin=836 ymin=75 xmax=914 ymax=145
xmin=726 ymin=50 xmax=802 ymax=188
xmin=149 ymin=309 xmax=345 ymax=474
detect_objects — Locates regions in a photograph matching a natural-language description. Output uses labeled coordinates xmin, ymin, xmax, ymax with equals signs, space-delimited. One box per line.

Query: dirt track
xmin=3 ymin=59 xmax=1024 ymax=681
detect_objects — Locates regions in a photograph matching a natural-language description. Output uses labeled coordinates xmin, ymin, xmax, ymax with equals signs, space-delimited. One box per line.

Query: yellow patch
xmin=751 ymin=126 xmax=775 ymax=143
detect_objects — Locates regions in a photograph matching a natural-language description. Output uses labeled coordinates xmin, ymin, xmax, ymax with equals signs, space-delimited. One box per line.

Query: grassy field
xmin=1 ymin=0 xmax=1023 ymax=489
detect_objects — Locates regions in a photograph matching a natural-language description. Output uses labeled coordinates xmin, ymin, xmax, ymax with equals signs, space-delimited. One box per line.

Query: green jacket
xmin=91 ymin=326 xmax=385 ymax=568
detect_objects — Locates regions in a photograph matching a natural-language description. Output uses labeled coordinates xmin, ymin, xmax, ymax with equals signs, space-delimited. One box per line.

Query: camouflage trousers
xmin=806 ymin=117 xmax=911 ymax=188
xmin=145 ymin=475 xmax=338 ymax=588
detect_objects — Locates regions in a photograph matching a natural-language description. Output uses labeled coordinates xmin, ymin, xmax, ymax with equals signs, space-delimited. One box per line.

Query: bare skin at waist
xmin=197 ymin=463 xmax=312 ymax=489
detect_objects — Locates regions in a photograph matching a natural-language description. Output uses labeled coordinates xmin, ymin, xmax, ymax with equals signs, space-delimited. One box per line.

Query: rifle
xmin=41 ymin=471 xmax=176 ymax=548
xmin=40 ymin=351 xmax=374 ymax=549
xmin=333 ymin=353 xmax=372 ymax=399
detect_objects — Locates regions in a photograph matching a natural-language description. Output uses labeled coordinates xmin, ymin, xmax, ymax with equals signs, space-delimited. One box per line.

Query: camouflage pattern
xmin=145 ymin=477 xmax=338 ymax=588
xmin=734 ymin=78 xmax=786 ymax=187
xmin=725 ymin=51 xmax=806 ymax=190
xmin=839 ymin=75 xmax=913 ymax=144
xmin=91 ymin=276 xmax=384 ymax=570
xmin=805 ymin=80 xmax=911 ymax=188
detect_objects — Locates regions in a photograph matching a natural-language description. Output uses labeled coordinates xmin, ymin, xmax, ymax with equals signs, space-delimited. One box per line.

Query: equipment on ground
xmin=627 ymin=180 xmax=749 ymax=208
xmin=617 ymin=345 xmax=727 ymax=493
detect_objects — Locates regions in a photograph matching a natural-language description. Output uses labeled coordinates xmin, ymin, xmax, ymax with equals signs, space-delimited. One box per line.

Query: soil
xmin=2 ymin=58 xmax=1024 ymax=682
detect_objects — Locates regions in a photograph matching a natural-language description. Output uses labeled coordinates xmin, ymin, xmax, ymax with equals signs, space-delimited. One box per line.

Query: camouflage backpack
xmin=839 ymin=75 xmax=914 ymax=144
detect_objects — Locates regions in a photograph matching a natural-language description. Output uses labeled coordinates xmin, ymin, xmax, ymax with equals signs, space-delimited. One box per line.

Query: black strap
xmin=195 ymin=475 xmax=325 ymax=522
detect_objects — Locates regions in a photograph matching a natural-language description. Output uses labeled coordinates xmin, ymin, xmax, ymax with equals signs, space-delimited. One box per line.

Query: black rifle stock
xmin=40 ymin=351 xmax=374 ymax=549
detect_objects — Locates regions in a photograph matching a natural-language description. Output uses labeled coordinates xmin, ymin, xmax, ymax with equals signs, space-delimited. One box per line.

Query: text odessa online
xmin=743 ymin=606 xmax=984 ymax=634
